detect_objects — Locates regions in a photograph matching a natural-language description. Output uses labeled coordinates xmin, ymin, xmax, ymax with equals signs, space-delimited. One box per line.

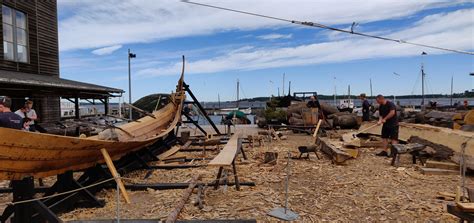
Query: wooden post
xmin=166 ymin=175 xmax=202 ymax=223
xmin=100 ymin=148 xmax=131 ymax=204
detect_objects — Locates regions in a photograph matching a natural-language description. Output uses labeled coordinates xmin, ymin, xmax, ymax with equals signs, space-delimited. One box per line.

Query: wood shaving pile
xmin=1 ymin=132 xmax=472 ymax=222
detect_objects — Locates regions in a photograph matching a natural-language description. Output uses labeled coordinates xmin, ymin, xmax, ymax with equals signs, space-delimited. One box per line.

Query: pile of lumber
xmin=401 ymin=109 xmax=474 ymax=132
xmin=419 ymin=160 xmax=459 ymax=175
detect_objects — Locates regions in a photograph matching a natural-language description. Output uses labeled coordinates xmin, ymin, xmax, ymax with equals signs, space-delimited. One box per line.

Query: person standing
xmin=359 ymin=93 xmax=370 ymax=121
xmin=375 ymin=95 xmax=398 ymax=157
xmin=15 ymin=100 xmax=38 ymax=132
xmin=0 ymin=96 xmax=23 ymax=130
xmin=306 ymin=95 xmax=321 ymax=110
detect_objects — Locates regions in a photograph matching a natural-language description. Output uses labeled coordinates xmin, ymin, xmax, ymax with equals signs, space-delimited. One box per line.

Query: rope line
xmin=182 ymin=0 xmax=474 ymax=56
xmin=0 ymin=177 xmax=116 ymax=206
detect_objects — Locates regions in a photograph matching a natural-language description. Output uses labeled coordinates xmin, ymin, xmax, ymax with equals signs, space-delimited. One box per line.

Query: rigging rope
xmin=182 ymin=0 xmax=474 ymax=56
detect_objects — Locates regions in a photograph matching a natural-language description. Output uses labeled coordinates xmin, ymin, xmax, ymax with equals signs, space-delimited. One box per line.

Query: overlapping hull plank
xmin=360 ymin=122 xmax=474 ymax=169
xmin=0 ymin=77 xmax=185 ymax=180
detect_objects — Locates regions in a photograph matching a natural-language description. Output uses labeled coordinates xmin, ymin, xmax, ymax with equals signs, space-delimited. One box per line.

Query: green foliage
xmin=263 ymin=107 xmax=287 ymax=122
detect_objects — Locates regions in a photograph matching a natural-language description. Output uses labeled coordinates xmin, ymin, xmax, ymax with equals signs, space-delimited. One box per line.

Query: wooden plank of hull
xmin=0 ymin=84 xmax=184 ymax=180
xmin=359 ymin=122 xmax=474 ymax=169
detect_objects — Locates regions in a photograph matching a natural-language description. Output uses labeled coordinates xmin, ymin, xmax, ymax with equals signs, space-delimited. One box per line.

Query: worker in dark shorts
xmin=375 ymin=95 xmax=398 ymax=157
xmin=360 ymin=93 xmax=370 ymax=121
xmin=0 ymin=96 xmax=23 ymax=130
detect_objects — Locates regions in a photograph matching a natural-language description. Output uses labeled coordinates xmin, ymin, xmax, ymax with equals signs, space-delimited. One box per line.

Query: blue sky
xmin=57 ymin=1 xmax=473 ymax=102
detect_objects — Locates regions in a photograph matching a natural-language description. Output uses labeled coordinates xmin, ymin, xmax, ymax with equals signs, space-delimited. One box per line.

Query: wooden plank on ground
xmin=426 ymin=160 xmax=459 ymax=171
xmin=456 ymin=202 xmax=474 ymax=212
xmin=419 ymin=167 xmax=458 ymax=175
xmin=158 ymin=141 xmax=192 ymax=160
xmin=319 ymin=137 xmax=353 ymax=164
xmin=208 ymin=134 xmax=240 ymax=167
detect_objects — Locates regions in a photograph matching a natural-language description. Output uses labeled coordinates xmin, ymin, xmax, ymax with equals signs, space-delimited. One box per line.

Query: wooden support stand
xmin=390 ymin=143 xmax=426 ymax=167
xmin=100 ymin=148 xmax=131 ymax=204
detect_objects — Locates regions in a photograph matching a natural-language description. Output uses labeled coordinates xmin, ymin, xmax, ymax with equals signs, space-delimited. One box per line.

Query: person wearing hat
xmin=359 ymin=93 xmax=371 ymax=121
xmin=15 ymin=100 xmax=38 ymax=132
xmin=0 ymin=96 xmax=23 ymax=130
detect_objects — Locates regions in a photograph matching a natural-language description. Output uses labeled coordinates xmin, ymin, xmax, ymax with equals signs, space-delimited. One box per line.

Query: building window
xmin=2 ymin=5 xmax=28 ymax=63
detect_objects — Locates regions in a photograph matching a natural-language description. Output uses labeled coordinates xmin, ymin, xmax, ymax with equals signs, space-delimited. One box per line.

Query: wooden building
xmin=0 ymin=0 xmax=123 ymax=123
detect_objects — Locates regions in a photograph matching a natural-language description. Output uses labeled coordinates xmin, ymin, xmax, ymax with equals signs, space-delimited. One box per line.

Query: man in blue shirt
xmin=0 ymin=96 xmax=23 ymax=130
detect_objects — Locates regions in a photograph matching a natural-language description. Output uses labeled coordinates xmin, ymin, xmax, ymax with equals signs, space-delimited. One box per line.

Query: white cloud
xmin=257 ymin=33 xmax=292 ymax=40
xmin=91 ymin=45 xmax=122 ymax=55
xmin=134 ymin=9 xmax=473 ymax=78
xmin=57 ymin=0 xmax=469 ymax=51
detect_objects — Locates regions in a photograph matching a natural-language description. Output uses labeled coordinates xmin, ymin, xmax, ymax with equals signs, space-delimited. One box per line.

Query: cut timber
xmin=158 ymin=141 xmax=191 ymax=160
xmin=456 ymin=202 xmax=474 ymax=212
xmin=165 ymin=175 xmax=202 ymax=223
xmin=208 ymin=134 xmax=240 ymax=167
xmin=426 ymin=160 xmax=459 ymax=171
xmin=359 ymin=122 xmax=474 ymax=169
xmin=319 ymin=137 xmax=353 ymax=164
xmin=419 ymin=167 xmax=458 ymax=175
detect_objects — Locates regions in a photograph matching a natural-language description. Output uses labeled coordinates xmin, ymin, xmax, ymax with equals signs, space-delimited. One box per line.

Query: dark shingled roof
xmin=0 ymin=69 xmax=123 ymax=94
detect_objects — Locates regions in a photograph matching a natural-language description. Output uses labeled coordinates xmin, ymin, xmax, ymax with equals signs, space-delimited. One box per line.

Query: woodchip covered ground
xmin=0 ymin=129 xmax=472 ymax=222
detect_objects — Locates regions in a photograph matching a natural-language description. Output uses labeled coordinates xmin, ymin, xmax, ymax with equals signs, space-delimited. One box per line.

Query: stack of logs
xmin=287 ymin=102 xmax=359 ymax=129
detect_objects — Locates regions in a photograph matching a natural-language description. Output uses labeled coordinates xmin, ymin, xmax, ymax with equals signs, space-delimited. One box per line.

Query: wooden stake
xmin=100 ymin=148 xmax=131 ymax=204
xmin=166 ymin=175 xmax=202 ymax=223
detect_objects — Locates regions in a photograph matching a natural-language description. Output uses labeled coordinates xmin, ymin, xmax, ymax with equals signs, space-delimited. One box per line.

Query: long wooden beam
xmin=165 ymin=175 xmax=202 ymax=223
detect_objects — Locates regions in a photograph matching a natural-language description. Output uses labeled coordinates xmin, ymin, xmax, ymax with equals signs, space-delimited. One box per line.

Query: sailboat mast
xmin=421 ymin=64 xmax=425 ymax=106
xmin=370 ymin=78 xmax=373 ymax=103
xmin=236 ymin=79 xmax=240 ymax=109
xmin=333 ymin=76 xmax=337 ymax=106
xmin=421 ymin=52 xmax=427 ymax=106
xmin=450 ymin=76 xmax=453 ymax=107
xmin=348 ymin=85 xmax=350 ymax=100
xmin=282 ymin=73 xmax=285 ymax=96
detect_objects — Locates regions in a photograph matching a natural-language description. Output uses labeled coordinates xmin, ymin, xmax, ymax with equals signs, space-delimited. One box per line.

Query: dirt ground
xmin=0 ymin=132 xmax=472 ymax=222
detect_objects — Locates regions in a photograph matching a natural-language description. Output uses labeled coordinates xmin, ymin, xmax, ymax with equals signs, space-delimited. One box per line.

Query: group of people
xmin=0 ymin=96 xmax=38 ymax=131
xmin=307 ymin=93 xmax=398 ymax=158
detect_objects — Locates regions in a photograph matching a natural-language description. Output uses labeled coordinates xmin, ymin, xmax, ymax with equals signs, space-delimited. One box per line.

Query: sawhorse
xmin=209 ymin=136 xmax=247 ymax=191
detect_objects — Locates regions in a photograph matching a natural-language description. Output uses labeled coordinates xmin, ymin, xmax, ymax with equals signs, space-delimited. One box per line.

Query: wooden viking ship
xmin=0 ymin=74 xmax=185 ymax=180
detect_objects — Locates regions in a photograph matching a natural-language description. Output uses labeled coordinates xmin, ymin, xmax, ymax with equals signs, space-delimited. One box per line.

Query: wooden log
xmin=123 ymin=181 xmax=255 ymax=191
xmin=419 ymin=167 xmax=458 ymax=175
xmin=165 ymin=175 xmax=202 ymax=223
xmin=425 ymin=160 xmax=459 ymax=170
xmin=100 ymin=148 xmax=131 ymax=204
xmin=149 ymin=164 xmax=204 ymax=169
xmin=319 ymin=137 xmax=353 ymax=164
